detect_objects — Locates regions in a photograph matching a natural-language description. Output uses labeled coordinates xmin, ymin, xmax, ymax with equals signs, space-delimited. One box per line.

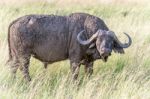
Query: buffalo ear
xmin=89 ymin=43 xmax=96 ymax=49
xmin=113 ymin=41 xmax=125 ymax=54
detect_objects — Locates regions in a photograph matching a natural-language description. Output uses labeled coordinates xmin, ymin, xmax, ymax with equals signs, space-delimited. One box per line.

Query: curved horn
xmin=111 ymin=32 xmax=132 ymax=48
xmin=77 ymin=30 xmax=98 ymax=45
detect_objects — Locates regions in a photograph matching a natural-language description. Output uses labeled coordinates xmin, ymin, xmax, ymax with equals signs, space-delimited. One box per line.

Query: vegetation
xmin=0 ymin=0 xmax=150 ymax=99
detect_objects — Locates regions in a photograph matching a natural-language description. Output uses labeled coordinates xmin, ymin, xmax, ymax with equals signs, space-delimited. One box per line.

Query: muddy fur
xmin=8 ymin=13 xmax=127 ymax=81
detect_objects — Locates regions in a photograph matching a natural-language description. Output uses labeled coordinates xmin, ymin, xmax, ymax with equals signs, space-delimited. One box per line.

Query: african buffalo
xmin=7 ymin=13 xmax=132 ymax=81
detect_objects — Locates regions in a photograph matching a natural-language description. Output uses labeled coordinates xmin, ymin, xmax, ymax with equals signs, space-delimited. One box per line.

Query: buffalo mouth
xmin=101 ymin=53 xmax=111 ymax=62
xmin=101 ymin=56 xmax=108 ymax=62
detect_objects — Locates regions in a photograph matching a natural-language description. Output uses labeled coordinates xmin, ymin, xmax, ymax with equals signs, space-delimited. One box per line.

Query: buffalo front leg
xmin=70 ymin=62 xmax=80 ymax=80
xmin=84 ymin=62 xmax=93 ymax=77
xmin=19 ymin=55 xmax=31 ymax=82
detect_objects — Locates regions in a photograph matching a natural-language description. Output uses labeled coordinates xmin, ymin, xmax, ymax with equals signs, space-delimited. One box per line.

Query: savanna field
xmin=0 ymin=0 xmax=150 ymax=99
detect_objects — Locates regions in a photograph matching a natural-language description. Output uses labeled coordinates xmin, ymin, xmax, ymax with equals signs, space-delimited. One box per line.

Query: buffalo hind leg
xmin=84 ymin=62 xmax=93 ymax=77
xmin=9 ymin=57 xmax=19 ymax=79
xmin=19 ymin=55 xmax=31 ymax=82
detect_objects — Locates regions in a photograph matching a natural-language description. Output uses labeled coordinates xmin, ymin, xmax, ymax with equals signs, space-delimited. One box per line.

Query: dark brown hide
xmin=7 ymin=13 xmax=131 ymax=81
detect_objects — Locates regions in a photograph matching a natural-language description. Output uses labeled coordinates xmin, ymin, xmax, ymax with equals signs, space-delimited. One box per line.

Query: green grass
xmin=0 ymin=1 xmax=150 ymax=99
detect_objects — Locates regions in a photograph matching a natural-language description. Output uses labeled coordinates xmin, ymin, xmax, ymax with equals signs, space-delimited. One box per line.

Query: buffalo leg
xmin=19 ymin=55 xmax=31 ymax=82
xmin=9 ymin=57 xmax=19 ymax=79
xmin=70 ymin=62 xmax=80 ymax=80
xmin=84 ymin=62 xmax=93 ymax=77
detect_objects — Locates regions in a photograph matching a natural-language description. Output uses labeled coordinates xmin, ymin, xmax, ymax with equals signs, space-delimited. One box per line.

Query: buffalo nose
xmin=101 ymin=48 xmax=111 ymax=56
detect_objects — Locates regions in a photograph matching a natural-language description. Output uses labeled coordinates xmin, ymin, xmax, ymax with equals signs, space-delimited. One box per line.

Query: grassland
xmin=0 ymin=0 xmax=150 ymax=99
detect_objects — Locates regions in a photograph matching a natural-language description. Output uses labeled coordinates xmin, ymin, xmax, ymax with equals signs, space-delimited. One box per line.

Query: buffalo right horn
xmin=77 ymin=30 xmax=98 ymax=45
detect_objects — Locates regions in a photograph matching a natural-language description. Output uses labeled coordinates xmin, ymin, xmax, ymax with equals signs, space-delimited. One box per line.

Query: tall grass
xmin=0 ymin=0 xmax=150 ymax=99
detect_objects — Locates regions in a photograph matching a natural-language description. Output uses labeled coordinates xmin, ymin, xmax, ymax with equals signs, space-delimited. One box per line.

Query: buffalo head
xmin=77 ymin=29 xmax=132 ymax=62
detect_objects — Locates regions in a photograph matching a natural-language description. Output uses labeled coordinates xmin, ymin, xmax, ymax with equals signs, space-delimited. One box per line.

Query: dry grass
xmin=1 ymin=0 xmax=150 ymax=6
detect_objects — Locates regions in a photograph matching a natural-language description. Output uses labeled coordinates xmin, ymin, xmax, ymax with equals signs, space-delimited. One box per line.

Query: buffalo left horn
xmin=110 ymin=31 xmax=132 ymax=48
xmin=77 ymin=30 xmax=98 ymax=45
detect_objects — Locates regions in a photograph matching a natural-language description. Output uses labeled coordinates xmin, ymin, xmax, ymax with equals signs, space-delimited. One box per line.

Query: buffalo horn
xmin=77 ymin=30 xmax=98 ymax=45
xmin=111 ymin=31 xmax=132 ymax=48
